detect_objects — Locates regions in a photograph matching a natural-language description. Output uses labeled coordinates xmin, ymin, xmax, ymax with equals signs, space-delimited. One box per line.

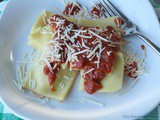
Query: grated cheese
xmin=115 ymin=17 xmax=120 ymax=27
xmin=83 ymin=6 xmax=90 ymax=18
xmin=108 ymin=44 xmax=115 ymax=47
xmin=43 ymin=59 xmax=53 ymax=73
xmin=124 ymin=50 xmax=147 ymax=79
xmin=28 ymin=79 xmax=37 ymax=89
xmin=53 ymin=63 xmax=58 ymax=70
xmin=73 ymin=49 xmax=88 ymax=56
xmin=73 ymin=1 xmax=82 ymax=9
xmin=81 ymin=97 xmax=105 ymax=106
xmin=77 ymin=41 xmax=82 ymax=48
xmin=89 ymin=30 xmax=109 ymax=42
xmin=107 ymin=51 xmax=112 ymax=56
xmin=59 ymin=82 xmax=65 ymax=89
xmin=43 ymin=10 xmax=47 ymax=16
xmin=87 ymin=44 xmax=100 ymax=58
xmin=71 ymin=29 xmax=87 ymax=33
xmin=64 ymin=41 xmax=75 ymax=51
xmin=78 ymin=34 xmax=92 ymax=39
xmin=63 ymin=75 xmax=69 ymax=79
xmin=42 ymin=15 xmax=47 ymax=25
xmin=83 ymin=68 xmax=94 ymax=75
xmin=15 ymin=64 xmax=25 ymax=92
xmin=89 ymin=54 xmax=95 ymax=61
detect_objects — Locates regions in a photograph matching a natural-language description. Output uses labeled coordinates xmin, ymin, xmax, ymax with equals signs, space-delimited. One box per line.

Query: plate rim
xmin=0 ymin=0 xmax=160 ymax=119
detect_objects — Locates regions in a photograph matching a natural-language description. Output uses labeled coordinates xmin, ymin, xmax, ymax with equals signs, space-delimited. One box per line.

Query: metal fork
xmin=99 ymin=0 xmax=160 ymax=56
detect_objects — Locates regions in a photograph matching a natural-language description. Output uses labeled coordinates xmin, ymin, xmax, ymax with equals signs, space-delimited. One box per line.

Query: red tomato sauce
xmin=44 ymin=14 xmax=122 ymax=94
xmin=125 ymin=61 xmax=138 ymax=79
xmin=63 ymin=2 xmax=82 ymax=16
xmin=114 ymin=17 xmax=124 ymax=28
xmin=141 ymin=45 xmax=145 ymax=50
xmin=90 ymin=4 xmax=104 ymax=19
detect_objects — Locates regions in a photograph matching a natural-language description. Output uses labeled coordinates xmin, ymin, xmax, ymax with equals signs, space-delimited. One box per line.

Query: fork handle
xmin=134 ymin=32 xmax=160 ymax=56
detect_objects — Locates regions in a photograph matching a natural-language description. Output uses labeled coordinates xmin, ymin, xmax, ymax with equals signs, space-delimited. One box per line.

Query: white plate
xmin=0 ymin=0 xmax=160 ymax=120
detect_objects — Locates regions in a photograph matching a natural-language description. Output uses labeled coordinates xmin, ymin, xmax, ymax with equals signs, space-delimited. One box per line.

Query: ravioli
xmin=24 ymin=10 xmax=124 ymax=102
xmin=79 ymin=52 xmax=124 ymax=92
xmin=24 ymin=61 xmax=78 ymax=102
xmin=30 ymin=10 xmax=78 ymax=34
xmin=24 ymin=11 xmax=79 ymax=102
xmin=78 ymin=18 xmax=124 ymax=93
xmin=30 ymin=11 xmax=54 ymax=34
xmin=28 ymin=11 xmax=78 ymax=50
xmin=78 ymin=17 xmax=118 ymax=29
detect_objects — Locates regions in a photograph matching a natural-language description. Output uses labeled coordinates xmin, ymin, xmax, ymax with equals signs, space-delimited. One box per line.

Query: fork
xmin=99 ymin=0 xmax=160 ymax=56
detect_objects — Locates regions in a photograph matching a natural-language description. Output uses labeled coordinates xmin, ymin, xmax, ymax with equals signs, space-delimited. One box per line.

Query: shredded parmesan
xmin=82 ymin=39 xmax=89 ymax=49
xmin=78 ymin=34 xmax=92 ymax=39
xmin=87 ymin=44 xmax=100 ymax=58
xmin=81 ymin=97 xmax=105 ymax=106
xmin=124 ymin=50 xmax=147 ymax=79
xmin=59 ymin=82 xmax=65 ymax=89
xmin=83 ymin=68 xmax=94 ymax=75
xmin=14 ymin=64 xmax=26 ymax=92
xmin=107 ymin=51 xmax=112 ymax=56
xmin=36 ymin=26 xmax=42 ymax=32
xmin=28 ymin=79 xmax=37 ymax=89
xmin=89 ymin=30 xmax=109 ymax=42
xmin=42 ymin=15 xmax=47 ymax=25
xmin=63 ymin=75 xmax=69 ymax=79
xmin=115 ymin=17 xmax=120 ymax=27
xmin=43 ymin=10 xmax=47 ymax=16
xmin=73 ymin=49 xmax=88 ymax=56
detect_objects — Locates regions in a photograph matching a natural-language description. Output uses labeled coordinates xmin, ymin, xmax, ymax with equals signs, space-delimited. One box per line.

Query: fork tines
xmin=98 ymin=0 xmax=128 ymax=21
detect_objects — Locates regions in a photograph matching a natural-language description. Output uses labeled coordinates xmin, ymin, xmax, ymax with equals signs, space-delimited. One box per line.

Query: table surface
xmin=0 ymin=0 xmax=160 ymax=120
